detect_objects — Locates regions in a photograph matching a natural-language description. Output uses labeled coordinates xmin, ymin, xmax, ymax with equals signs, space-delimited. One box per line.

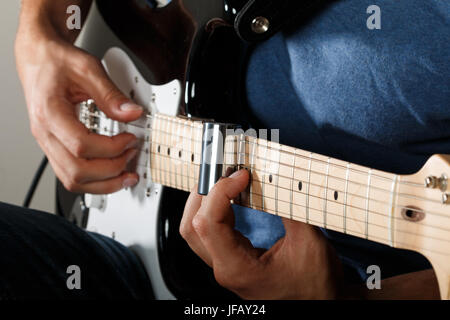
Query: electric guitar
xmin=57 ymin=0 xmax=450 ymax=299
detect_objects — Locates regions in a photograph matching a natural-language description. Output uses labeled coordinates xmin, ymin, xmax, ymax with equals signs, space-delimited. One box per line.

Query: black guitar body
xmin=56 ymin=0 xmax=334 ymax=299
xmin=56 ymin=0 xmax=251 ymax=300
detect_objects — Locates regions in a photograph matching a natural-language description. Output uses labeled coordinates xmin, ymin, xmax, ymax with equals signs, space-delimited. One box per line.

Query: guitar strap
xmin=234 ymin=0 xmax=336 ymax=42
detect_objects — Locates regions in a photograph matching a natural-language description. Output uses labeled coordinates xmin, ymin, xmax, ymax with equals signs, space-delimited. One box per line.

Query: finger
xmin=73 ymin=54 xmax=144 ymax=123
xmin=43 ymin=131 xmax=139 ymax=192
xmin=193 ymin=170 xmax=260 ymax=267
xmin=75 ymin=172 xmax=139 ymax=195
xmin=179 ymin=186 xmax=212 ymax=266
xmin=46 ymin=98 xmax=139 ymax=159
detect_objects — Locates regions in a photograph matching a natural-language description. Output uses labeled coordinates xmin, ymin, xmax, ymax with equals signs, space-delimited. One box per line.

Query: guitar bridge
xmin=78 ymin=99 xmax=100 ymax=133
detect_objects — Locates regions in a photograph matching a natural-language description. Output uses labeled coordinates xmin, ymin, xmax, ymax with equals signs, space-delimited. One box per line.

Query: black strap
xmin=234 ymin=0 xmax=334 ymax=42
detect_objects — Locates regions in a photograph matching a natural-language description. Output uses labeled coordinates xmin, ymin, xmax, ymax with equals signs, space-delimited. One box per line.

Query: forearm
xmin=17 ymin=0 xmax=93 ymax=46
xmin=344 ymin=269 xmax=440 ymax=300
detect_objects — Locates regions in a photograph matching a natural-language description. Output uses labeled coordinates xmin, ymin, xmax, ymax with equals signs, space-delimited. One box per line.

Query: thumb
xmin=82 ymin=59 xmax=143 ymax=122
xmin=203 ymin=169 xmax=250 ymax=214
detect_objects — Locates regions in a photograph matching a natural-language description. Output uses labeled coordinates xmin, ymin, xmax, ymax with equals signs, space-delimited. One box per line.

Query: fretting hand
xmin=180 ymin=169 xmax=343 ymax=299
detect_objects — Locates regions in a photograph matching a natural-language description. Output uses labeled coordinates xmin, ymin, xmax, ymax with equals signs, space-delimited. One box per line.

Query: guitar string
xmin=148 ymin=163 xmax=450 ymax=254
xmin=140 ymin=124 xmax=431 ymax=199
xmin=91 ymin=118 xmax=447 ymax=219
xmin=150 ymin=150 xmax=450 ymax=236
xmin=78 ymin=115 xmax=450 ymax=255
xmin=80 ymin=113 xmax=446 ymax=204
xmin=82 ymin=111 xmax=426 ymax=187
xmin=90 ymin=122 xmax=449 ymax=221
xmin=152 ymin=128 xmax=445 ymax=207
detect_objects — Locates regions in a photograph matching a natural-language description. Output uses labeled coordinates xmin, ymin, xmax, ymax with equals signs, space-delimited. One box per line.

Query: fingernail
xmin=120 ymin=102 xmax=143 ymax=112
xmin=123 ymin=177 xmax=138 ymax=188
xmin=126 ymin=149 xmax=138 ymax=163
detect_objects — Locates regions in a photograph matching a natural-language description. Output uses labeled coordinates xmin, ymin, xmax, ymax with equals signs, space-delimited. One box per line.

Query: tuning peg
xmin=425 ymin=176 xmax=438 ymax=188
xmin=438 ymin=174 xmax=448 ymax=192
xmin=425 ymin=174 xmax=448 ymax=192
xmin=442 ymin=193 xmax=449 ymax=205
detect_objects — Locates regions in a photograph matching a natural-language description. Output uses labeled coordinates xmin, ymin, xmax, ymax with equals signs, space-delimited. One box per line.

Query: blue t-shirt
xmin=237 ymin=0 xmax=450 ymax=283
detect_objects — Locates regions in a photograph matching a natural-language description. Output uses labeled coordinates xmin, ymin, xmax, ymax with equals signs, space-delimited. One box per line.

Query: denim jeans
xmin=0 ymin=202 xmax=153 ymax=299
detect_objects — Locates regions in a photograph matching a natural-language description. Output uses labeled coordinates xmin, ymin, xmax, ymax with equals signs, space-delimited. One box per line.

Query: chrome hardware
xmin=425 ymin=175 xmax=438 ymax=188
xmin=251 ymin=16 xmax=270 ymax=34
xmin=442 ymin=193 xmax=449 ymax=204
xmin=198 ymin=122 xmax=238 ymax=195
xmin=438 ymin=174 xmax=448 ymax=192
xmin=78 ymin=99 xmax=100 ymax=133
xmin=425 ymin=174 xmax=448 ymax=192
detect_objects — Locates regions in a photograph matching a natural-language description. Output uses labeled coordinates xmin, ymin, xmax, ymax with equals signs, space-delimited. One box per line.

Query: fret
xmin=238 ymin=133 xmax=246 ymax=169
xmin=237 ymin=133 xmax=246 ymax=205
xmin=188 ymin=122 xmax=194 ymax=190
xmin=389 ymin=175 xmax=399 ymax=247
xmin=365 ymin=169 xmax=372 ymax=239
xmin=175 ymin=119 xmax=182 ymax=190
xmin=181 ymin=119 xmax=187 ymax=190
xmin=306 ymin=152 xmax=313 ymax=224
xmin=261 ymin=139 xmax=268 ymax=212
xmin=289 ymin=149 xmax=296 ymax=221
xmin=149 ymin=114 xmax=202 ymax=191
xmin=323 ymin=157 xmax=331 ymax=229
xmin=275 ymin=144 xmax=281 ymax=217
xmin=147 ymin=114 xmax=450 ymax=258
xmin=171 ymin=118 xmax=177 ymax=189
xmin=249 ymin=136 xmax=257 ymax=209
xmin=195 ymin=124 xmax=203 ymax=180
xmin=343 ymin=163 xmax=350 ymax=234
xmin=164 ymin=117 xmax=170 ymax=186
xmin=150 ymin=116 xmax=155 ymax=184
xmin=157 ymin=116 xmax=163 ymax=186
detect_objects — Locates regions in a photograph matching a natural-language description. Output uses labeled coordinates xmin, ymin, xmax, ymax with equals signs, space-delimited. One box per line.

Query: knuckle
xmin=102 ymin=86 xmax=122 ymax=105
xmin=62 ymin=178 xmax=80 ymax=193
xmin=67 ymin=166 xmax=85 ymax=185
xmin=31 ymin=101 xmax=48 ymax=124
xmin=179 ymin=218 xmax=194 ymax=240
xmin=191 ymin=214 xmax=208 ymax=238
xmin=30 ymin=122 xmax=41 ymax=139
xmin=70 ymin=138 xmax=87 ymax=158
xmin=109 ymin=158 xmax=128 ymax=177
xmin=78 ymin=54 xmax=101 ymax=74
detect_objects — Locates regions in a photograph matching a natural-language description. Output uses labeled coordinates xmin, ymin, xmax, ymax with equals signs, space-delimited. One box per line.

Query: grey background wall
xmin=0 ymin=1 xmax=55 ymax=213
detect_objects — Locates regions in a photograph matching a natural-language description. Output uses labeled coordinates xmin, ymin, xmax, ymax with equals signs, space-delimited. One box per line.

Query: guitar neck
xmin=148 ymin=113 xmax=433 ymax=249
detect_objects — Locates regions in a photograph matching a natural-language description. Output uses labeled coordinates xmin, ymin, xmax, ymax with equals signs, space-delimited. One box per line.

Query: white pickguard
xmin=85 ymin=47 xmax=180 ymax=299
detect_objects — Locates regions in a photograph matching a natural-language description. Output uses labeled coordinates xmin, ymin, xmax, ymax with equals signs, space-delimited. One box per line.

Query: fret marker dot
xmin=157 ymin=146 xmax=161 ymax=153
xmin=167 ymin=148 xmax=171 ymax=156
xmin=334 ymin=191 xmax=338 ymax=201
xmin=179 ymin=151 xmax=182 ymax=158
xmin=191 ymin=154 xmax=195 ymax=162
xmin=298 ymin=181 xmax=302 ymax=191
xmin=269 ymin=175 xmax=273 ymax=183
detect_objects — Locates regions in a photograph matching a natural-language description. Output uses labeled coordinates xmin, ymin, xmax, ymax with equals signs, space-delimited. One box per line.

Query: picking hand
xmin=16 ymin=36 xmax=143 ymax=194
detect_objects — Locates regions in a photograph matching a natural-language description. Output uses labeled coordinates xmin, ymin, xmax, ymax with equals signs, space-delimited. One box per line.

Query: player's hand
xmin=180 ymin=169 xmax=343 ymax=299
xmin=16 ymin=31 xmax=143 ymax=194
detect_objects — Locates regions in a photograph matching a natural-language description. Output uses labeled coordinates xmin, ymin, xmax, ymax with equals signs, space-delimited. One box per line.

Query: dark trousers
xmin=0 ymin=202 xmax=154 ymax=299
